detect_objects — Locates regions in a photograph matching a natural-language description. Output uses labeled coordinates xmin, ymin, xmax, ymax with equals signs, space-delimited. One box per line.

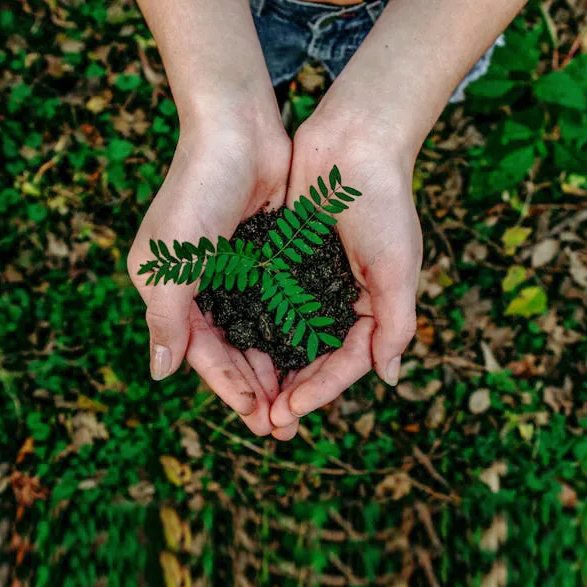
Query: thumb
xmin=145 ymin=284 xmax=193 ymax=381
xmin=368 ymin=260 xmax=418 ymax=386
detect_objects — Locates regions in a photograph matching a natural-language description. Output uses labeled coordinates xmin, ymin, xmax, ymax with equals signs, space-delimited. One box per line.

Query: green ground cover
xmin=1 ymin=1 xmax=586 ymax=586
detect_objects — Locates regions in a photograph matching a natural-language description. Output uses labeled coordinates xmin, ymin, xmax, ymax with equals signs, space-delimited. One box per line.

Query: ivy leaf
xmin=502 ymin=265 xmax=527 ymax=292
xmin=505 ymin=286 xmax=547 ymax=318
xmin=534 ymin=70 xmax=587 ymax=110
xmin=502 ymin=226 xmax=532 ymax=255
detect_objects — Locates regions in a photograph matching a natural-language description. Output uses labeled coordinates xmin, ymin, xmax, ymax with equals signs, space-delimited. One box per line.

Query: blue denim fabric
xmin=250 ymin=0 xmax=503 ymax=103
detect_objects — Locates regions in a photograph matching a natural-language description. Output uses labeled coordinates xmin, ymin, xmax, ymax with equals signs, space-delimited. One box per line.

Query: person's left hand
xmin=269 ymin=114 xmax=423 ymax=435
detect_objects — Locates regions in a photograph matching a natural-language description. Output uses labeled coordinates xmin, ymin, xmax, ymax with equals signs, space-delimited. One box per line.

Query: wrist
xmin=298 ymin=96 xmax=419 ymax=178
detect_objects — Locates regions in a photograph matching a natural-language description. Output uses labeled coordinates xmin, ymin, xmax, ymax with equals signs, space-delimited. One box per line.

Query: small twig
xmin=412 ymin=447 xmax=451 ymax=489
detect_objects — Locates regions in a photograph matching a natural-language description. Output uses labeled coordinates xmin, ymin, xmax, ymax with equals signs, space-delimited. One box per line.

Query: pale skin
xmin=127 ymin=0 xmax=527 ymax=440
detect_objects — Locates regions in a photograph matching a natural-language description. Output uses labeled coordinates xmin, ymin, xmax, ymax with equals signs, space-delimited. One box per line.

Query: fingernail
xmin=151 ymin=344 xmax=171 ymax=381
xmin=385 ymin=355 xmax=401 ymax=386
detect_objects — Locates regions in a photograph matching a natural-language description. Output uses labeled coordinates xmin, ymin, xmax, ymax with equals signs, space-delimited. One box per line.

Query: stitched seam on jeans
xmin=250 ymin=0 xmax=266 ymax=17
xmin=365 ymin=0 xmax=385 ymax=23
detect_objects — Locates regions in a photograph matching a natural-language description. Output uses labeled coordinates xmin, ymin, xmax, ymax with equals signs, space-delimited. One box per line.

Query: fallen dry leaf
xmin=16 ymin=438 xmax=34 ymax=465
xmin=129 ymin=481 xmax=155 ymax=504
xmin=480 ymin=461 xmax=508 ymax=493
xmin=558 ymin=482 xmax=578 ymax=509
xmin=543 ymin=379 xmax=573 ymax=415
xmin=180 ymin=426 xmax=203 ymax=459
xmin=567 ymin=248 xmax=587 ymax=288
xmin=469 ymin=389 xmax=491 ymax=414
xmin=375 ymin=472 xmax=411 ymax=500
xmin=480 ymin=342 xmax=502 ymax=373
xmin=426 ymin=395 xmax=446 ymax=430
xmin=72 ymin=412 xmax=109 ymax=450
xmin=481 ymin=561 xmax=508 ymax=587
xmin=480 ymin=515 xmax=508 ymax=552
xmin=354 ymin=412 xmax=375 ymax=439
xmin=160 ymin=551 xmax=192 ymax=587
xmin=160 ymin=456 xmax=192 ymax=487
xmin=160 ymin=506 xmax=192 ymax=552
xmin=531 ymin=238 xmax=559 ymax=268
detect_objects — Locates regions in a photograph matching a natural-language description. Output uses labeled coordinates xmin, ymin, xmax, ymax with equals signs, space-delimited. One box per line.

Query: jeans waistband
xmin=251 ymin=0 xmax=385 ymax=24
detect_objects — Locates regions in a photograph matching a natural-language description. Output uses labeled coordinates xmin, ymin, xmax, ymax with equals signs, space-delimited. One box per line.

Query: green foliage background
xmin=1 ymin=1 xmax=586 ymax=586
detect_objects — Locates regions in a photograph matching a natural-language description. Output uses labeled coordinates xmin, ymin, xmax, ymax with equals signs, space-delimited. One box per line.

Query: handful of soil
xmin=197 ymin=209 xmax=359 ymax=371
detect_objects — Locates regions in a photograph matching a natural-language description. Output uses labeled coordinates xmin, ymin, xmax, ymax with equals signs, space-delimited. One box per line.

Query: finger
xmin=269 ymin=354 xmax=330 ymax=428
xmin=145 ymin=282 xmax=195 ymax=381
xmin=270 ymin=317 xmax=374 ymax=426
xmin=271 ymin=420 xmax=299 ymax=442
xmin=245 ymin=349 xmax=280 ymax=403
xmin=201 ymin=311 xmax=274 ymax=436
xmin=367 ymin=261 xmax=418 ymax=386
xmin=186 ymin=304 xmax=259 ymax=418
xmin=225 ymin=346 xmax=273 ymax=437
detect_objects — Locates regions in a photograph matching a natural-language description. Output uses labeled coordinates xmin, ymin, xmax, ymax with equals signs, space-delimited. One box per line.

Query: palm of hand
xmin=128 ymin=130 xmax=291 ymax=436
xmin=269 ymin=129 xmax=423 ymax=433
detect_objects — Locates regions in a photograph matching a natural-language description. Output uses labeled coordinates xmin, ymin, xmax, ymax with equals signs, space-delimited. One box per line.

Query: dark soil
xmin=196 ymin=209 xmax=359 ymax=372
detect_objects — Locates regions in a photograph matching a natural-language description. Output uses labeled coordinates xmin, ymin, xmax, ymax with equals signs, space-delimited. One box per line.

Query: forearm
xmin=314 ymin=0 xmax=527 ymax=158
xmin=136 ymin=0 xmax=278 ymax=130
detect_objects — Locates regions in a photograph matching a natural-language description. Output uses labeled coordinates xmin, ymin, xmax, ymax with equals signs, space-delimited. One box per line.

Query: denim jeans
xmin=250 ymin=0 xmax=504 ymax=103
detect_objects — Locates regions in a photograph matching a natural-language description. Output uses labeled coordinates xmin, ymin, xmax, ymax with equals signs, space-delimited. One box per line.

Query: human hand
xmin=269 ymin=116 xmax=423 ymax=432
xmin=128 ymin=115 xmax=291 ymax=436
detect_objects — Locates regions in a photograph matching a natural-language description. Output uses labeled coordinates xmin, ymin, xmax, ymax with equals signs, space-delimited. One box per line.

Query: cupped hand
xmin=128 ymin=118 xmax=291 ymax=436
xmin=269 ymin=118 xmax=423 ymax=431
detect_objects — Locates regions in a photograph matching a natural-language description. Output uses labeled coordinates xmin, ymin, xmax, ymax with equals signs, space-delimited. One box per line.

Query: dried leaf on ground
xmin=375 ymin=472 xmax=412 ymax=500
xmin=480 ymin=461 xmax=508 ymax=493
xmin=469 ymin=389 xmax=491 ymax=414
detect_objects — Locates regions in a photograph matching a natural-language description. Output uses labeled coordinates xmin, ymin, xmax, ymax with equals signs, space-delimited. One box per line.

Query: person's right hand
xmin=127 ymin=114 xmax=291 ymax=436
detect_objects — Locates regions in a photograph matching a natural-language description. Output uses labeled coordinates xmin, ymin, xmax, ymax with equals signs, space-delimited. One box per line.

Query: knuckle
xmin=399 ymin=311 xmax=418 ymax=343
xmin=145 ymin=306 xmax=173 ymax=342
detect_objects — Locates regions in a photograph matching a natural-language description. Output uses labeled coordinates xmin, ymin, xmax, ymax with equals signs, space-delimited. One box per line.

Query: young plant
xmin=138 ymin=165 xmax=362 ymax=362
